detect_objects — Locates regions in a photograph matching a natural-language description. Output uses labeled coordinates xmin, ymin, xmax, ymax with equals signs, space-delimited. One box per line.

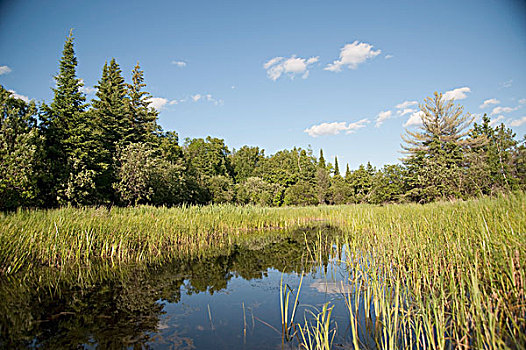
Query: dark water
xmin=0 ymin=226 xmax=365 ymax=349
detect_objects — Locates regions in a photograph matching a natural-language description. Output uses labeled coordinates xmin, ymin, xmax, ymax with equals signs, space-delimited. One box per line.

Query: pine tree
xmin=126 ymin=62 xmax=160 ymax=144
xmin=40 ymin=30 xmax=96 ymax=205
xmin=345 ymin=164 xmax=351 ymax=179
xmin=402 ymin=92 xmax=481 ymax=202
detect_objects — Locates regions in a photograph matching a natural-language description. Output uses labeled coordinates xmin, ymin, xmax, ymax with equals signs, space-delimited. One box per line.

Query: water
xmin=0 ymin=226 xmax=363 ymax=349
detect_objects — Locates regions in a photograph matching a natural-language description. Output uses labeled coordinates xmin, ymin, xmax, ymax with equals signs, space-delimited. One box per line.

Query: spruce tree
xmin=40 ymin=30 xmax=96 ymax=205
xmin=91 ymin=58 xmax=132 ymax=202
xmin=126 ymin=62 xmax=160 ymax=144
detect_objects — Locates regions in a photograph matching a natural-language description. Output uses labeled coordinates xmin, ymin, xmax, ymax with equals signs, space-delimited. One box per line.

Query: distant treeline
xmin=1 ymin=33 xmax=525 ymax=210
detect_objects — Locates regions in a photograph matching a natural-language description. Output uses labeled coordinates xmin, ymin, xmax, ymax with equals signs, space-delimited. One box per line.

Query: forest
xmin=2 ymin=33 xmax=525 ymax=211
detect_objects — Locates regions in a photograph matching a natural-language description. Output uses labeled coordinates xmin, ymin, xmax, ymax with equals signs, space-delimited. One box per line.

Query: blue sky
xmin=1 ymin=0 xmax=525 ymax=169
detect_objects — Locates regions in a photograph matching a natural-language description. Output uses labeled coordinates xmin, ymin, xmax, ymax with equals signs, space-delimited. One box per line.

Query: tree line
xmin=1 ymin=33 xmax=525 ymax=210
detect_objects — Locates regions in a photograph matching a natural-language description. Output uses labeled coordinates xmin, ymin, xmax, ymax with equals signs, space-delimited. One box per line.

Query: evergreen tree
xmin=345 ymin=164 xmax=351 ymax=179
xmin=315 ymin=167 xmax=330 ymax=204
xmin=334 ymin=156 xmax=340 ymax=177
xmin=318 ymin=149 xmax=326 ymax=169
xmin=402 ymin=92 xmax=482 ymax=202
xmin=39 ymin=30 xmax=97 ymax=205
xmin=126 ymin=62 xmax=160 ymax=144
xmin=91 ymin=58 xmax=132 ymax=202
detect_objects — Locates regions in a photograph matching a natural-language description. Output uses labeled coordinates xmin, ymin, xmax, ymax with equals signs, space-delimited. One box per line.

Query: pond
xmin=0 ymin=226 xmax=374 ymax=349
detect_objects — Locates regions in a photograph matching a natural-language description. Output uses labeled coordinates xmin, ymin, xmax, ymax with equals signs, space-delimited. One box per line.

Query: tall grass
xmin=311 ymin=193 xmax=525 ymax=349
xmin=0 ymin=193 xmax=525 ymax=348
xmin=0 ymin=204 xmax=340 ymax=274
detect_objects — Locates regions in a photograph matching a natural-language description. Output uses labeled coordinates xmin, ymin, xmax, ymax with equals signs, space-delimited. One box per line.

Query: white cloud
xmin=325 ymin=41 xmax=381 ymax=72
xmin=491 ymin=106 xmax=519 ymax=115
xmin=500 ymin=80 xmax=512 ymax=88
xmin=311 ymin=280 xmax=352 ymax=294
xmin=510 ymin=116 xmax=526 ymax=127
xmin=489 ymin=115 xmax=505 ymax=127
xmin=398 ymin=108 xmax=415 ymax=116
xmin=443 ymin=87 xmax=471 ymax=101
xmin=304 ymin=119 xmax=369 ymax=137
xmin=8 ymin=90 xmax=30 ymax=103
xmin=171 ymin=60 xmax=186 ymax=67
xmin=263 ymin=55 xmax=319 ymax=81
xmin=384 ymin=54 xmax=394 ymax=59
xmin=479 ymin=98 xmax=500 ymax=109
xmin=147 ymin=97 xmax=169 ymax=111
xmin=79 ymin=79 xmax=96 ymax=94
xmin=205 ymin=94 xmax=223 ymax=106
xmin=150 ymin=93 xmax=223 ymax=108
xmin=0 ymin=65 xmax=12 ymax=75
xmin=404 ymin=111 xmax=425 ymax=127
xmin=375 ymin=110 xmax=392 ymax=127
xmin=519 ymin=98 xmax=526 ymax=105
xmin=395 ymin=100 xmax=418 ymax=109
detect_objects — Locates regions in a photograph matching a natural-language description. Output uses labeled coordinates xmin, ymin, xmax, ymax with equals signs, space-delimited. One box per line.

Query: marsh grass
xmin=302 ymin=193 xmax=525 ymax=349
xmin=1 ymin=193 xmax=525 ymax=349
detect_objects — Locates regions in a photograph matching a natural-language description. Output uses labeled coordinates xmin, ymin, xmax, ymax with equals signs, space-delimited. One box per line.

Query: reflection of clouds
xmin=311 ymin=280 xmax=353 ymax=294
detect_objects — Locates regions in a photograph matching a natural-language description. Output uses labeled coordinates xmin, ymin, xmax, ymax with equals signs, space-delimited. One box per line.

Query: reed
xmin=1 ymin=192 xmax=525 ymax=348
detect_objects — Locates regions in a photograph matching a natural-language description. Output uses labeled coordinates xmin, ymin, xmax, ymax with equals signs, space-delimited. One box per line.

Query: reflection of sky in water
xmin=150 ymin=252 xmax=353 ymax=349
xmin=1 ymin=228 xmax=364 ymax=349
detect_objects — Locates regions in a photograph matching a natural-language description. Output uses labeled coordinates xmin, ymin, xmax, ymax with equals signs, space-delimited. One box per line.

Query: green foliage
xmin=318 ymin=149 xmax=326 ymax=169
xmin=231 ymin=145 xmax=264 ymax=182
xmin=402 ymin=92 xmax=482 ymax=202
xmin=2 ymin=33 xmax=526 ymax=210
xmin=329 ymin=175 xmax=352 ymax=205
xmin=467 ymin=115 xmax=520 ymax=195
xmin=184 ymin=136 xmax=232 ymax=182
xmin=207 ymin=175 xmax=235 ymax=204
xmin=113 ymin=143 xmax=157 ymax=205
xmin=284 ymin=180 xmax=318 ymax=206
xmin=369 ymin=164 xmax=405 ymax=204
xmin=333 ymin=156 xmax=340 ymax=176
xmin=315 ymin=168 xmax=330 ymax=204
xmin=0 ymin=86 xmax=41 ymax=210
xmin=347 ymin=163 xmax=375 ymax=203
xmin=235 ymin=177 xmax=282 ymax=206
xmin=39 ymin=31 xmax=97 ymax=206
xmin=126 ymin=62 xmax=160 ymax=145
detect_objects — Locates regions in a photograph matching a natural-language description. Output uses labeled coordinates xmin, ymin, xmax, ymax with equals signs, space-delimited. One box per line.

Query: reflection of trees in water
xmin=0 ymin=225 xmax=341 ymax=348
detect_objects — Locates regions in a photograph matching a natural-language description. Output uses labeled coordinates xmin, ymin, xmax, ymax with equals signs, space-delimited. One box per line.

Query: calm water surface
xmin=0 ymin=227 xmax=366 ymax=349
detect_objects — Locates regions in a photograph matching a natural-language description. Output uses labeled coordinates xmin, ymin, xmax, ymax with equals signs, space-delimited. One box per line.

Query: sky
xmin=1 ymin=0 xmax=525 ymax=169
